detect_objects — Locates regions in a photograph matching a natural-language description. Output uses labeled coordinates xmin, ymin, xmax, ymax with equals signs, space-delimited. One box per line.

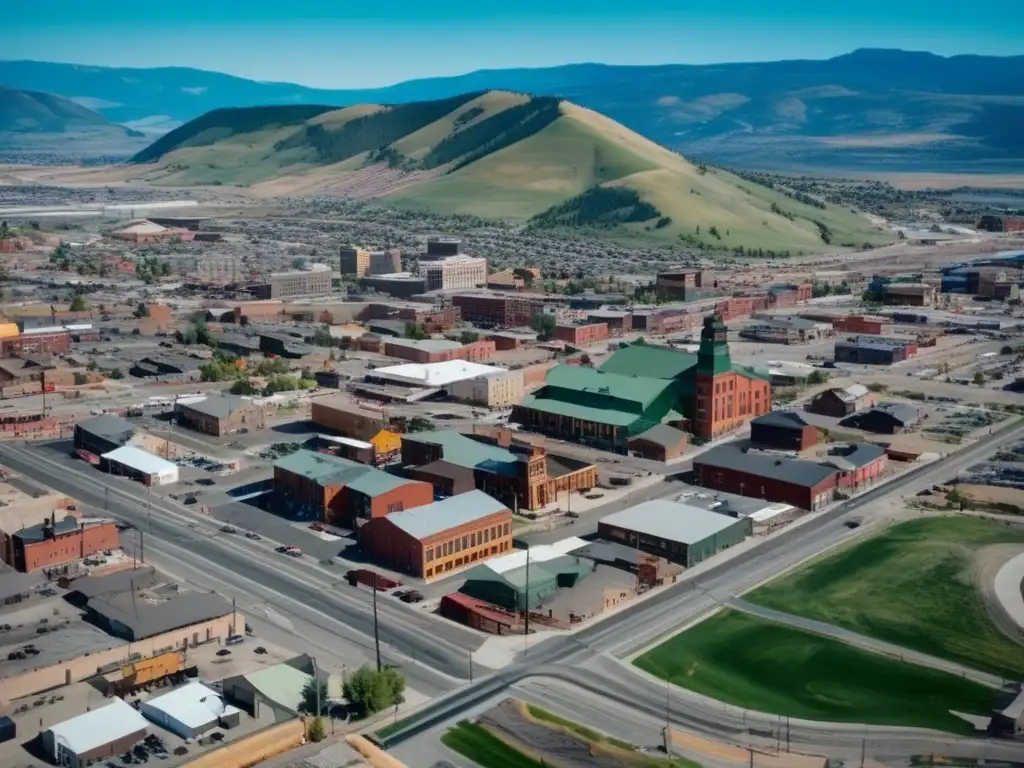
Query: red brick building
xmin=824 ymin=444 xmax=888 ymax=491
xmin=273 ymin=448 xmax=433 ymax=526
xmin=587 ymin=311 xmax=632 ymax=336
xmin=452 ymin=294 xmax=548 ymax=328
xmin=383 ymin=338 xmax=495 ymax=364
xmin=693 ymin=444 xmax=839 ymax=510
xmin=0 ymin=330 xmax=71 ymax=358
xmin=359 ymin=490 xmax=513 ymax=579
xmin=10 ymin=516 xmax=119 ymax=573
xmin=553 ymin=322 xmax=608 ymax=346
xmin=832 ymin=315 xmax=888 ymax=335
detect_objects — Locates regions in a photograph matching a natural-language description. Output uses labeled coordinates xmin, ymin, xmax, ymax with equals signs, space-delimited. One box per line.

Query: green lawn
xmin=747 ymin=517 xmax=1024 ymax=679
xmin=442 ymin=722 xmax=546 ymax=768
xmin=634 ymin=610 xmax=999 ymax=734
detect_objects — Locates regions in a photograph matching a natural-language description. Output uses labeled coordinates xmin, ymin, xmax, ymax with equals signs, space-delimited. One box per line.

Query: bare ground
xmin=972 ymin=543 xmax=1024 ymax=647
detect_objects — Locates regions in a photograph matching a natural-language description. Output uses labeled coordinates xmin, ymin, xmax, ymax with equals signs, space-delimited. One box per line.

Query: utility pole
xmin=312 ymin=656 xmax=320 ymax=717
xmin=523 ymin=545 xmax=531 ymax=653
xmin=468 ymin=650 xmax=473 ymax=682
xmin=664 ymin=676 xmax=671 ymax=730
xmin=146 ymin=484 xmax=153 ymax=533
xmin=372 ymin=571 xmax=381 ymax=671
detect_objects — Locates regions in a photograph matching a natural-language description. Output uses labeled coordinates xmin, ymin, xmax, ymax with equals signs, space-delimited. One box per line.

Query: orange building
xmin=146 ymin=304 xmax=173 ymax=326
xmin=693 ymin=315 xmax=772 ymax=438
xmin=359 ymin=490 xmax=513 ymax=579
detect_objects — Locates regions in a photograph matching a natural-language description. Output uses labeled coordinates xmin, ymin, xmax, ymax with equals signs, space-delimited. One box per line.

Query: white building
xmin=101 ymin=445 xmax=179 ymax=485
xmin=419 ymin=256 xmax=487 ymax=291
xmin=140 ymin=681 xmax=242 ymax=739
xmin=42 ymin=698 xmax=149 ymax=768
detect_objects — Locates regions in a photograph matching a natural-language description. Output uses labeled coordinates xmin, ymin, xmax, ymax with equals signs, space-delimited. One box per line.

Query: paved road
xmin=995 ymin=552 xmax=1024 ymax=632
xmin=727 ymin=597 xmax=1006 ymax=688
xmin=0 ymin=441 xmax=481 ymax=695
xmin=378 ymin=421 xmax=1024 ymax=762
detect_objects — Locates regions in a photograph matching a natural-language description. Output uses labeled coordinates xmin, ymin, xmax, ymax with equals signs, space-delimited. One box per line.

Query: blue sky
xmin=6 ymin=0 xmax=1021 ymax=88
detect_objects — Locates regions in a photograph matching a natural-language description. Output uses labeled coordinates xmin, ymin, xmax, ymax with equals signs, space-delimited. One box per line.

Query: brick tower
xmin=694 ymin=313 xmax=733 ymax=438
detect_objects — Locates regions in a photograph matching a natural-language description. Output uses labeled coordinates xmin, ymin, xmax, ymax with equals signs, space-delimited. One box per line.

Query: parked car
xmin=275 ymin=545 xmax=290 ymax=554
xmin=215 ymin=649 xmax=231 ymax=657
xmin=399 ymin=590 xmax=424 ymax=604
xmin=244 ymin=531 xmax=261 ymax=540
xmin=220 ymin=525 xmax=237 ymax=534
xmin=226 ymin=634 xmax=244 ymax=645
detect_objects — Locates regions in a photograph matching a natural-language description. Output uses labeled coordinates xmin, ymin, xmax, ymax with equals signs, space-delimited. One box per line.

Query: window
xmin=470 ymin=532 xmax=477 ymax=547
xmin=455 ymin=538 xmax=462 ymax=552
xmin=387 ymin=502 xmax=403 ymax=513
xmin=503 ymin=523 xmax=510 ymax=536
xmin=462 ymin=535 xmax=469 ymax=549
xmin=425 ymin=548 xmax=434 ymax=561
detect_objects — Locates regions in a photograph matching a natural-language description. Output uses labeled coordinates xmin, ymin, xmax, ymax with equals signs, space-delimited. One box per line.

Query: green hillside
xmin=129 ymin=90 xmax=891 ymax=253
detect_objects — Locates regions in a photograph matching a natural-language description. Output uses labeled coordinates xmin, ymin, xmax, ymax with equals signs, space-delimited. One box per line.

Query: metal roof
xmin=176 ymin=394 xmax=251 ymax=419
xmin=102 ymin=445 xmax=178 ymax=476
xmin=544 ymin=364 xmax=676 ymax=409
xmin=46 ymin=697 xmax=148 ymax=758
xmin=384 ymin=337 xmax=463 ymax=353
xmin=751 ymin=411 xmax=812 ymax=430
xmin=600 ymin=499 xmax=745 ymax=544
xmin=141 ymin=682 xmax=241 ymax=731
xmin=13 ymin=514 xmax=79 ymax=543
xmin=275 ymin=449 xmax=417 ymax=496
xmin=822 ymin=443 xmax=887 ymax=470
xmin=370 ymin=360 xmax=505 ymax=387
xmin=243 ymin=664 xmax=313 ymax=714
xmin=600 ymin=345 xmax=698 ymax=380
xmin=402 ymin=431 xmax=521 ymax=477
xmin=695 ymin=444 xmax=838 ymax=489
xmin=76 ymin=413 xmax=135 ymax=442
xmin=87 ymin=591 xmax=233 ymax=640
xmin=384 ymin=489 xmax=508 ymax=540
xmin=630 ymin=423 xmax=688 ymax=448
xmin=68 ymin=566 xmax=158 ymax=599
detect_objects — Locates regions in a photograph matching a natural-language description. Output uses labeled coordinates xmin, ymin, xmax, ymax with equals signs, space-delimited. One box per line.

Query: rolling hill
xmin=131 ymin=92 xmax=890 ymax=254
xmin=0 ymin=85 xmax=119 ymax=132
xmin=3 ymin=50 xmax=1024 ymax=170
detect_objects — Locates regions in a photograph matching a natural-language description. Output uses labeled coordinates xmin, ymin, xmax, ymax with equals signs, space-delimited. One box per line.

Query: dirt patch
xmin=973 ymin=543 xmax=1024 ymax=646
xmin=958 ymin=485 xmax=1024 ymax=514
xmin=479 ymin=699 xmax=631 ymax=768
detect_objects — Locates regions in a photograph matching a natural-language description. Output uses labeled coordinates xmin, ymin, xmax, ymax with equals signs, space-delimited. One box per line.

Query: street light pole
xmin=523 ymin=545 xmax=531 ymax=653
xmin=372 ymin=572 xmax=381 ymax=671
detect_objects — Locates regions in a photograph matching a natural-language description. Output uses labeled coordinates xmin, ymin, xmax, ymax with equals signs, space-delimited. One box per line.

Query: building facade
xmin=175 ymin=395 xmax=264 ymax=437
xmin=693 ymin=315 xmax=772 ymax=439
xmin=12 ymin=517 xmax=119 ymax=573
xmin=339 ymin=246 xmax=402 ymax=277
xmin=749 ymin=411 xmax=820 ymax=451
xmin=311 ymin=396 xmax=389 ymax=441
xmin=252 ymin=269 xmax=332 ymax=300
xmin=452 ymin=294 xmax=548 ymax=328
xmin=553 ymin=322 xmax=608 ymax=346
xmin=694 ymin=445 xmax=839 ymax=510
xmin=359 ymin=491 xmax=513 ymax=579
xmin=448 ymin=369 xmax=525 ymax=408
xmin=420 ymin=257 xmax=488 ymax=292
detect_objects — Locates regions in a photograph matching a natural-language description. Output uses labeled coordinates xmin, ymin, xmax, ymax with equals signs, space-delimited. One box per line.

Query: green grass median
xmin=748 ymin=517 xmax=1024 ymax=679
xmin=634 ymin=610 xmax=999 ymax=734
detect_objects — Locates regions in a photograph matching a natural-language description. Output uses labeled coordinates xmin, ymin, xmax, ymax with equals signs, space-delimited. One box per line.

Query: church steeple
xmin=696 ymin=313 xmax=731 ymax=376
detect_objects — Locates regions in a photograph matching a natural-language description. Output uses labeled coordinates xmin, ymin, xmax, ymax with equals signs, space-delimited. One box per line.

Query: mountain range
xmin=125 ymin=90 xmax=889 ymax=255
xmin=2 ymin=50 xmax=1023 ymax=170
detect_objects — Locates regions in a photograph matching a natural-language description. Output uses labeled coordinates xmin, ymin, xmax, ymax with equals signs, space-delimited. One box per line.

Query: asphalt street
xmin=0 ymin=441 xmax=481 ymax=695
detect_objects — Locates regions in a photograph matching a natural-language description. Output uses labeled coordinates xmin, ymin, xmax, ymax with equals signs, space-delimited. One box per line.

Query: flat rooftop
xmin=0 ymin=593 xmax=116 ymax=676
xmin=369 ymin=360 xmax=506 ymax=387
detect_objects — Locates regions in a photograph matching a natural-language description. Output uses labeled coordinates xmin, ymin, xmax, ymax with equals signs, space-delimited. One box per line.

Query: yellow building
xmin=370 ymin=429 xmax=402 ymax=457
xmin=0 ymin=323 xmax=21 ymax=339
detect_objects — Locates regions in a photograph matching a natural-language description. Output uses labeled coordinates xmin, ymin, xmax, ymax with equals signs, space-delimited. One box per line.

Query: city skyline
xmin=6 ymin=0 xmax=1021 ymax=89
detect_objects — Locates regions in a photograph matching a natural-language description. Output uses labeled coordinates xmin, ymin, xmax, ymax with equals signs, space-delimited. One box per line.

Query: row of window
xmin=425 ymin=522 xmax=510 ymax=562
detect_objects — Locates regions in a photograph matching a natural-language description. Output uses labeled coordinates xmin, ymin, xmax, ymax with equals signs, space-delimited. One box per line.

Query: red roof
xmin=442 ymin=592 xmax=514 ymax=626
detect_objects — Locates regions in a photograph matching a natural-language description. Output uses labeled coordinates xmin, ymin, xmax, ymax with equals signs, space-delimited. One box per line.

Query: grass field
xmin=748 ymin=517 xmax=1024 ymax=679
xmin=442 ymin=722 xmax=546 ymax=768
xmin=634 ymin=610 xmax=999 ymax=734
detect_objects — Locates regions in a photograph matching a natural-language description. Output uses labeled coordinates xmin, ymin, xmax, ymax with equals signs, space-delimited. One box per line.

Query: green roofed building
xmin=511 ymin=313 xmax=774 ymax=450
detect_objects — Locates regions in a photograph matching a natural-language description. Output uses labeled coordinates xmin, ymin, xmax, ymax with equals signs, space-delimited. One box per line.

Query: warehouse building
xmin=626 ymin=423 xmax=689 ymax=461
xmin=822 ymin=443 xmax=888 ymax=490
xmin=840 ymin=404 xmax=919 ymax=434
xmin=597 ymin=499 xmax=749 ymax=568
xmin=42 ymin=698 xmax=149 ymax=768
xmin=101 ymin=445 xmax=179 ymax=486
xmin=175 ymin=394 xmax=264 ymax=437
xmin=553 ymin=321 xmax=608 ymax=346
xmin=834 ymin=336 xmax=917 ymax=365
xmin=311 ymin=396 xmax=390 ymax=441
xmin=402 ymin=430 xmax=597 ymax=512
xmin=458 ymin=538 xmax=592 ymax=611
xmin=359 ymin=490 xmax=513 ymax=579
xmin=74 ymin=414 xmax=135 ymax=457
xmin=739 ymin=316 xmax=831 ymax=344
xmin=85 ymin=591 xmax=238 ymax=642
xmin=806 ymin=384 xmax=875 ymax=418
xmin=514 ymin=314 xmax=771 ymax=448
xmin=140 ymin=681 xmax=242 ymax=739
xmin=693 ymin=444 xmax=840 ymax=510
xmin=750 ymin=411 xmax=820 ymax=451
xmin=274 ymin=448 xmax=433 ymax=525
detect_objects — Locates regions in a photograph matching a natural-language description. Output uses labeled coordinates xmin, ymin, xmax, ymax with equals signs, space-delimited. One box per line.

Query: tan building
xmin=252 ymin=269 xmax=332 ymax=300
xmin=175 ymin=394 xmax=264 ymax=437
xmin=340 ymin=246 xmax=402 ymax=277
xmin=311 ymin=395 xmax=389 ymax=441
xmin=449 ymin=369 xmax=524 ymax=408
xmin=420 ymin=256 xmax=487 ymax=292
xmin=196 ymin=255 xmax=243 ymax=285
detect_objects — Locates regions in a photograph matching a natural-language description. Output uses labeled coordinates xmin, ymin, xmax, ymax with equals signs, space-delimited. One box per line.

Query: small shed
xmin=628 ymin=424 xmax=688 ymax=461
xmin=101 ymin=445 xmax=179 ymax=485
